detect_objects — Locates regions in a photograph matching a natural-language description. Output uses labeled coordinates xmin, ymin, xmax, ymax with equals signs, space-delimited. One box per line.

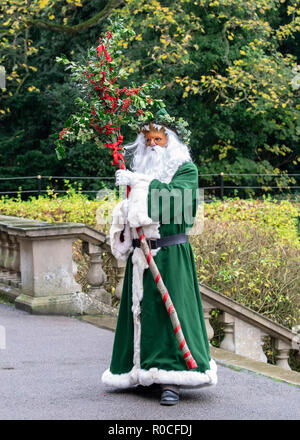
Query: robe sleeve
xmin=147 ymin=162 xmax=199 ymax=227
xmin=109 ymin=199 xmax=133 ymax=261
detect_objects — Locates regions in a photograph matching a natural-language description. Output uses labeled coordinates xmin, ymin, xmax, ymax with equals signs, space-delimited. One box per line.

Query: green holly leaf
xmin=54 ymin=141 xmax=66 ymax=160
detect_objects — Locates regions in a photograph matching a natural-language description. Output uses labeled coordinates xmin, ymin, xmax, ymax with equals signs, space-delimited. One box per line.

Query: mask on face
xmin=142 ymin=122 xmax=168 ymax=148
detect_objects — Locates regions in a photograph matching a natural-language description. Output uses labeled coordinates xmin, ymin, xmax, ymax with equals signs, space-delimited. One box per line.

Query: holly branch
xmin=55 ymin=17 xmax=197 ymax=370
xmin=55 ymin=17 xmax=190 ymax=164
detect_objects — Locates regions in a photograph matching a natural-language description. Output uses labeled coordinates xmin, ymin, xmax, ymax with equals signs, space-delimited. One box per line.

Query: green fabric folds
xmin=109 ymin=162 xmax=213 ymax=382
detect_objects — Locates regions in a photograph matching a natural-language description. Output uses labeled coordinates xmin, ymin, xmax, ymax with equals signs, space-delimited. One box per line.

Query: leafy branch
xmin=26 ymin=0 xmax=124 ymax=34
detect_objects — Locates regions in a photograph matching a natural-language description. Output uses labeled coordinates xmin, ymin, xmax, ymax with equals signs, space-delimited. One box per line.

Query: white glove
xmin=115 ymin=169 xmax=134 ymax=186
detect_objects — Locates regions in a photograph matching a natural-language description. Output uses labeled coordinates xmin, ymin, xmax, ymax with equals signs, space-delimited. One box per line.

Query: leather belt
xmin=132 ymin=233 xmax=189 ymax=250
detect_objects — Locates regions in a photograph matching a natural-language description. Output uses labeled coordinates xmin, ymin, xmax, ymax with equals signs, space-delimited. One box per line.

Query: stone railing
xmin=0 ymin=214 xmax=298 ymax=370
xmin=0 ymin=215 xmax=125 ymax=316
xmin=200 ymin=284 xmax=300 ymax=371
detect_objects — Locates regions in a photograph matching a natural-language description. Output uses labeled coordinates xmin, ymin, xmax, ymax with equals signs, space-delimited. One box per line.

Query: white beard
xmin=125 ymin=127 xmax=192 ymax=184
xmin=134 ymin=145 xmax=171 ymax=182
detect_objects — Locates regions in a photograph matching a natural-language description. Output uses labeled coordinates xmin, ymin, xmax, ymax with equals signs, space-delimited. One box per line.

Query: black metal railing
xmin=0 ymin=173 xmax=299 ymax=201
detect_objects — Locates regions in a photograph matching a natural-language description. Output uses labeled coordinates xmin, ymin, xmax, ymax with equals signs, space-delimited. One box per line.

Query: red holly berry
xmin=59 ymin=127 xmax=70 ymax=140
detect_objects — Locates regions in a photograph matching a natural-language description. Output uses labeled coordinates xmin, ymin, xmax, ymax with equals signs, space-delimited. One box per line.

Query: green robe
xmin=102 ymin=162 xmax=217 ymax=388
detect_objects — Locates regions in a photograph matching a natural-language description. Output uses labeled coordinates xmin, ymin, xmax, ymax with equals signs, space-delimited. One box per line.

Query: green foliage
xmin=191 ymin=197 xmax=300 ymax=329
xmin=0 ymin=0 xmax=114 ymax=192
xmin=0 ymin=182 xmax=115 ymax=232
xmin=114 ymin=0 xmax=300 ymax=184
xmin=203 ymin=196 xmax=300 ymax=249
xmin=0 ymin=0 xmax=299 ymax=191
xmin=54 ymin=17 xmax=191 ymax=163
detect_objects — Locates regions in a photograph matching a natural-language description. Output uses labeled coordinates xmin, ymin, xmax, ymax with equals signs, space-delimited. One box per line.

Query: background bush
xmin=1 ymin=0 xmax=299 ymax=197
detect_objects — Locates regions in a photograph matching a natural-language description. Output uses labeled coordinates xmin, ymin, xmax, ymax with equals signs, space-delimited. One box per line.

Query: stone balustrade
xmin=0 ymin=214 xmax=298 ymax=370
xmin=0 ymin=215 xmax=122 ymax=316
xmin=200 ymin=284 xmax=300 ymax=371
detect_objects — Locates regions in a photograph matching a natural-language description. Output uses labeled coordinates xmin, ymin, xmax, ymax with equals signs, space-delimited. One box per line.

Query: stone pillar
xmin=275 ymin=339 xmax=291 ymax=370
xmin=231 ymin=315 xmax=268 ymax=363
xmin=201 ymin=299 xmax=215 ymax=344
xmin=0 ymin=232 xmax=5 ymax=279
xmin=15 ymin=237 xmax=83 ymax=315
xmin=111 ymin=257 xmax=126 ymax=300
xmin=8 ymin=235 xmax=21 ymax=286
xmin=0 ymin=232 xmax=9 ymax=280
xmin=81 ymin=243 xmax=118 ymax=316
xmin=220 ymin=312 xmax=235 ymax=353
xmin=86 ymin=243 xmax=109 ymax=304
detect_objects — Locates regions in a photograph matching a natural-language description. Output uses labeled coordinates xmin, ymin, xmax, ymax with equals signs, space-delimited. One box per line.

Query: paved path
xmin=0 ymin=303 xmax=299 ymax=420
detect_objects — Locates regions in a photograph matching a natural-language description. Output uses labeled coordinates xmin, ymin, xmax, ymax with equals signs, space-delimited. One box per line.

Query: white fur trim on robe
xmin=130 ymin=223 xmax=160 ymax=370
xmin=102 ymin=359 xmax=218 ymax=389
xmin=127 ymin=173 xmax=154 ymax=228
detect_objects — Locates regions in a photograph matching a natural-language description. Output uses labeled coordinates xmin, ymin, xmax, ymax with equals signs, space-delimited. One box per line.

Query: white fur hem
xmin=131 ymin=223 xmax=160 ymax=369
xmin=102 ymin=359 xmax=218 ymax=389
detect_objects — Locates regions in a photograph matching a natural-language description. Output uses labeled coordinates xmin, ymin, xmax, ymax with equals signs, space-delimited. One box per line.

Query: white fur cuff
xmin=127 ymin=173 xmax=154 ymax=228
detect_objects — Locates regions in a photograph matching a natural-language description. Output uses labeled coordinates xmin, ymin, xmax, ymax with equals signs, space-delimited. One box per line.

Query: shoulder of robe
xmin=173 ymin=161 xmax=198 ymax=178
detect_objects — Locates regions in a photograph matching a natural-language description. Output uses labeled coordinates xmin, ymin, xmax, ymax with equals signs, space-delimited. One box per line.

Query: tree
xmin=0 ymin=0 xmax=118 ymax=194
xmin=114 ymin=0 xmax=300 ymax=191
xmin=1 ymin=0 xmax=299 ymax=197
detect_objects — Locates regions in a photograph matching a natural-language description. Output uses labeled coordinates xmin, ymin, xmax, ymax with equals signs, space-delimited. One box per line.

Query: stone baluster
xmin=86 ymin=243 xmax=110 ymax=305
xmin=71 ymin=253 xmax=83 ymax=293
xmin=5 ymin=235 xmax=14 ymax=277
xmin=292 ymin=326 xmax=300 ymax=363
xmin=0 ymin=232 xmax=4 ymax=279
xmin=201 ymin=299 xmax=215 ymax=344
xmin=274 ymin=338 xmax=291 ymax=370
xmin=259 ymin=334 xmax=269 ymax=363
xmin=219 ymin=311 xmax=235 ymax=353
xmin=5 ymin=235 xmax=20 ymax=284
xmin=10 ymin=236 xmax=21 ymax=286
xmin=110 ymin=257 xmax=126 ymax=300
xmin=0 ymin=232 xmax=10 ymax=281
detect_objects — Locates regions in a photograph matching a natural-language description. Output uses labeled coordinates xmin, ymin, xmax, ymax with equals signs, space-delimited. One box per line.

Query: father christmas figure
xmin=101 ymin=123 xmax=217 ymax=405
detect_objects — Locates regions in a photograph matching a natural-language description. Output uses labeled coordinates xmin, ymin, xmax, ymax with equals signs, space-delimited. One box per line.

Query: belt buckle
xmin=147 ymin=238 xmax=158 ymax=249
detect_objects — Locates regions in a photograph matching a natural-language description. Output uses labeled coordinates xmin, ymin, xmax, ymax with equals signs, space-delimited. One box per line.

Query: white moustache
xmin=136 ymin=146 xmax=169 ymax=179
